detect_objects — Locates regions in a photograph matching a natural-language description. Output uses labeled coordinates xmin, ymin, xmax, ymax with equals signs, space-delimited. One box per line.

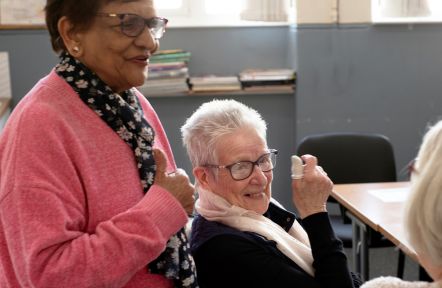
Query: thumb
xmin=153 ymin=148 xmax=168 ymax=176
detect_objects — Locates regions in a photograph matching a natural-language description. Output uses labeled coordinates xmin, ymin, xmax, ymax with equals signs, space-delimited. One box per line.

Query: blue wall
xmin=296 ymin=24 xmax=442 ymax=177
xmin=0 ymin=26 xmax=292 ymax=106
xmin=2 ymin=23 xmax=442 ymax=208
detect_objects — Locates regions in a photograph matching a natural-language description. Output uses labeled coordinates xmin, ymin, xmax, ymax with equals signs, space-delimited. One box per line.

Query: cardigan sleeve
xmin=301 ymin=212 xmax=358 ymax=288
xmin=0 ymin=83 xmax=188 ymax=287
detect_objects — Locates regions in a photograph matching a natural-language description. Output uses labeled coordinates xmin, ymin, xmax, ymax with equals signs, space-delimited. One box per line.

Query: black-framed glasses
xmin=96 ymin=13 xmax=168 ymax=39
xmin=203 ymin=149 xmax=278 ymax=181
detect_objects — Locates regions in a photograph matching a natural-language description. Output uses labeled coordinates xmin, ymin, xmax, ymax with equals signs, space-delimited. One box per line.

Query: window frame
xmin=371 ymin=0 xmax=442 ymax=24
xmin=156 ymin=0 xmax=291 ymax=28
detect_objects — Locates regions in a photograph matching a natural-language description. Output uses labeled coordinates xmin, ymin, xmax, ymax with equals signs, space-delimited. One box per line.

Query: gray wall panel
xmin=296 ymin=24 xmax=442 ymax=180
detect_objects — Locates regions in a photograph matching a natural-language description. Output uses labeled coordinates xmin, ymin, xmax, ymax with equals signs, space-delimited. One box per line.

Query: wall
xmin=0 ymin=26 xmax=298 ymax=210
xmin=296 ymin=23 xmax=442 ymax=179
xmin=0 ymin=26 xmax=292 ymax=106
xmin=2 ymin=23 xmax=442 ymax=208
xmin=0 ymin=30 xmax=58 ymax=107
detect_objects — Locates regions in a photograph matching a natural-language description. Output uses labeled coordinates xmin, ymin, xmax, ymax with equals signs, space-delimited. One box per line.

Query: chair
xmin=296 ymin=132 xmax=405 ymax=279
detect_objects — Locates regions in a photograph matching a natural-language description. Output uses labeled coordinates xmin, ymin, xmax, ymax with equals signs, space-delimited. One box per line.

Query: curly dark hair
xmin=45 ymin=0 xmax=116 ymax=53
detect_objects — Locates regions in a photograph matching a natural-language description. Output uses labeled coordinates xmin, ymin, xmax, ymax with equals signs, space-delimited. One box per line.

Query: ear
xmin=193 ymin=166 xmax=212 ymax=190
xmin=57 ymin=16 xmax=84 ymax=56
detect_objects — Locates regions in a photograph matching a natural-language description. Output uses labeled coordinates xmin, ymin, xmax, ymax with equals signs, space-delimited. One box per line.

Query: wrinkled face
xmin=76 ymin=0 xmax=158 ymax=92
xmin=206 ymin=127 xmax=273 ymax=214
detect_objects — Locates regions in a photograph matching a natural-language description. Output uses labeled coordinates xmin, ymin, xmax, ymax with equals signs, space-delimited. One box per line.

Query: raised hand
xmin=153 ymin=148 xmax=195 ymax=215
xmin=291 ymin=154 xmax=333 ymax=219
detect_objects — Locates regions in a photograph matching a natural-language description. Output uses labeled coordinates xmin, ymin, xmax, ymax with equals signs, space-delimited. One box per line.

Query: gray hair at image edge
xmin=405 ymin=119 xmax=442 ymax=267
xmin=181 ymin=99 xmax=267 ymax=168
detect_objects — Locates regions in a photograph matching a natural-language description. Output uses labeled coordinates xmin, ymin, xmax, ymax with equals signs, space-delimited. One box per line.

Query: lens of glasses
xmin=258 ymin=153 xmax=275 ymax=171
xmin=230 ymin=162 xmax=254 ymax=180
xmin=230 ymin=152 xmax=276 ymax=180
xmin=148 ymin=17 xmax=167 ymax=39
xmin=120 ymin=14 xmax=145 ymax=37
xmin=120 ymin=15 xmax=167 ymax=39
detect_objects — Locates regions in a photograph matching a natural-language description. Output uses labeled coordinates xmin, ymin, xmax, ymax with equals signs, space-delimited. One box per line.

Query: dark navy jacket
xmin=190 ymin=202 xmax=360 ymax=288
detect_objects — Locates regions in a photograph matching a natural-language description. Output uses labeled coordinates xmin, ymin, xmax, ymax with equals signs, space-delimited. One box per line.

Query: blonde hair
xmin=405 ymin=120 xmax=442 ymax=266
xmin=181 ymin=99 xmax=267 ymax=168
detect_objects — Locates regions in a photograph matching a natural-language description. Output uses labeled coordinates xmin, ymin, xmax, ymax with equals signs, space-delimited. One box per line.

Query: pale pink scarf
xmin=195 ymin=186 xmax=315 ymax=276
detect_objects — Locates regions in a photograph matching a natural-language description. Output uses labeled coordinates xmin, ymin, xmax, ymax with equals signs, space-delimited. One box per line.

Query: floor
xmin=329 ymin=203 xmax=420 ymax=282
xmin=344 ymin=247 xmax=420 ymax=282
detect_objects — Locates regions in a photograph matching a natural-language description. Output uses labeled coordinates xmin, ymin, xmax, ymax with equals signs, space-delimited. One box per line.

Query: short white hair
xmin=405 ymin=120 xmax=442 ymax=267
xmin=181 ymin=99 xmax=267 ymax=168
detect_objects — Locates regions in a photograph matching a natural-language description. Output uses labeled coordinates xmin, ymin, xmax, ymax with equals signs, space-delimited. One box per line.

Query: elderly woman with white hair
xmin=181 ymin=99 xmax=361 ymax=288
xmin=361 ymin=121 xmax=442 ymax=288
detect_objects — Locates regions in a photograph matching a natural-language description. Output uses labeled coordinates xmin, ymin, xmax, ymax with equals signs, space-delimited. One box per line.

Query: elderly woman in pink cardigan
xmin=0 ymin=0 xmax=196 ymax=287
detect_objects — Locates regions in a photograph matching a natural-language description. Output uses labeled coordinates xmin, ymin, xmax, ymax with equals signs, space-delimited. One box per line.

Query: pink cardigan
xmin=0 ymin=71 xmax=188 ymax=287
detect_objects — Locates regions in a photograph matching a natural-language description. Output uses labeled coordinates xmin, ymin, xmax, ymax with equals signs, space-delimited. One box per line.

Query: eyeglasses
xmin=96 ymin=13 xmax=168 ymax=39
xmin=203 ymin=149 xmax=278 ymax=181
xmin=407 ymin=158 xmax=419 ymax=176
xmin=400 ymin=157 xmax=419 ymax=178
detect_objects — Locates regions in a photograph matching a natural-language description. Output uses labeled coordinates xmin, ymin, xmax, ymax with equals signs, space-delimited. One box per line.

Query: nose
xmin=134 ymin=27 xmax=159 ymax=53
xmin=249 ymin=163 xmax=269 ymax=185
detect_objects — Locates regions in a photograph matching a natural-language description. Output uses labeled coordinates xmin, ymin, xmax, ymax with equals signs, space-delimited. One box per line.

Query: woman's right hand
xmin=291 ymin=154 xmax=333 ymax=219
xmin=153 ymin=148 xmax=195 ymax=215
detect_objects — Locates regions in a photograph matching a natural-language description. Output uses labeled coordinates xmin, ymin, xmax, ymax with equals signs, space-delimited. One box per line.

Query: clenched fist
xmin=153 ymin=148 xmax=195 ymax=215
xmin=291 ymin=154 xmax=333 ymax=219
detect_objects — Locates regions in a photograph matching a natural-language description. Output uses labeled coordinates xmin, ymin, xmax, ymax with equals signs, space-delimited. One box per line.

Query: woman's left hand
xmin=153 ymin=148 xmax=195 ymax=215
xmin=291 ymin=154 xmax=333 ymax=219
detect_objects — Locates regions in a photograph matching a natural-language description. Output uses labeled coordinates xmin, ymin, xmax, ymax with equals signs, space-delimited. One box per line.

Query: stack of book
xmin=239 ymin=68 xmax=296 ymax=92
xmin=138 ymin=49 xmax=191 ymax=96
xmin=188 ymin=75 xmax=242 ymax=93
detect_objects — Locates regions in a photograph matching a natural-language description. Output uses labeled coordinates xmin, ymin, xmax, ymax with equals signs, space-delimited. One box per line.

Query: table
xmin=331 ymin=181 xmax=416 ymax=281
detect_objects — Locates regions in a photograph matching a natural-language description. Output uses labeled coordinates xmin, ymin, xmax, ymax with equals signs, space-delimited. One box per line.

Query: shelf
xmin=145 ymin=88 xmax=295 ymax=98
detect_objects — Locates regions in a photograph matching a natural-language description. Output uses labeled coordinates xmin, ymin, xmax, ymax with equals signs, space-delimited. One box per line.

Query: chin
xmin=132 ymin=77 xmax=146 ymax=88
xmin=254 ymin=202 xmax=270 ymax=215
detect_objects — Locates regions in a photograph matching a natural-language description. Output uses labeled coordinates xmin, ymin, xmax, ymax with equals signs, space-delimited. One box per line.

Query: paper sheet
xmin=368 ymin=187 xmax=410 ymax=203
xmin=0 ymin=52 xmax=12 ymax=99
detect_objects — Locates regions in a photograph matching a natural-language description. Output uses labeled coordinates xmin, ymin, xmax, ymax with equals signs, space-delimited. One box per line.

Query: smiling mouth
xmin=132 ymin=56 xmax=148 ymax=63
xmin=245 ymin=192 xmax=264 ymax=199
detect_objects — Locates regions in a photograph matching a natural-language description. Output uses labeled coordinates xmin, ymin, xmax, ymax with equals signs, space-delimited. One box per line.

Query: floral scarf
xmin=55 ymin=53 xmax=197 ymax=288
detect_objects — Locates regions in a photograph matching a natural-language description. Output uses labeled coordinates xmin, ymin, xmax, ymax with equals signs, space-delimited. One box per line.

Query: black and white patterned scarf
xmin=55 ymin=53 xmax=197 ymax=288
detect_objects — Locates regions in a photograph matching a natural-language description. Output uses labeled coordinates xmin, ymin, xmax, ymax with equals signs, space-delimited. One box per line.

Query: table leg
xmin=352 ymin=219 xmax=361 ymax=273
xmin=419 ymin=266 xmax=432 ymax=281
xmin=348 ymin=212 xmax=369 ymax=282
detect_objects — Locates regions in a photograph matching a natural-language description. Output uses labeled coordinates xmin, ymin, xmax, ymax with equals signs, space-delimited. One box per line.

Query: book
xmin=148 ymin=67 xmax=189 ymax=79
xmin=150 ymin=50 xmax=191 ymax=64
xmin=189 ymin=75 xmax=242 ymax=93
xmin=239 ymin=68 xmax=296 ymax=82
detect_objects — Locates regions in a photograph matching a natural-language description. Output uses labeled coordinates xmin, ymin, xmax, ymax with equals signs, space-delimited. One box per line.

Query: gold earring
xmin=73 ymin=46 xmax=80 ymax=53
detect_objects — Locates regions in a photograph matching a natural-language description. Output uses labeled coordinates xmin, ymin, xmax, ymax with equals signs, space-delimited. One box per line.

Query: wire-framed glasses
xmin=407 ymin=158 xmax=419 ymax=176
xmin=203 ymin=149 xmax=278 ymax=181
xmin=400 ymin=157 xmax=419 ymax=178
xmin=96 ymin=13 xmax=168 ymax=39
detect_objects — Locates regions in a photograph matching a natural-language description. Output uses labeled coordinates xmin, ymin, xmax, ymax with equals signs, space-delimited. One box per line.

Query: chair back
xmin=297 ymin=132 xmax=397 ymax=184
